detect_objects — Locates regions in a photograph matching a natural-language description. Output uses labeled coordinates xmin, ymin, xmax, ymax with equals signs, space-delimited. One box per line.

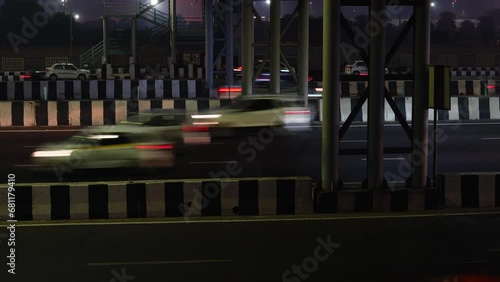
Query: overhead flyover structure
xmin=231 ymin=0 xmax=432 ymax=191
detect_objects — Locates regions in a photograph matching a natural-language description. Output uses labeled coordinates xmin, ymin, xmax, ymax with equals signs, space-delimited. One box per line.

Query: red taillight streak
xmin=308 ymin=76 xmax=313 ymax=82
xmin=487 ymin=85 xmax=496 ymax=89
xmin=218 ymin=87 xmax=242 ymax=92
xmin=135 ymin=145 xmax=173 ymax=150
xmin=285 ymin=111 xmax=310 ymax=115
xmin=182 ymin=126 xmax=209 ymax=132
xmin=360 ymin=73 xmax=368 ymax=76
xmin=20 ymin=75 xmax=31 ymax=79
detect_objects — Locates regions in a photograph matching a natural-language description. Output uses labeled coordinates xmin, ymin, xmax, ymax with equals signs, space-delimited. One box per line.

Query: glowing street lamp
xmin=151 ymin=0 xmax=158 ymax=5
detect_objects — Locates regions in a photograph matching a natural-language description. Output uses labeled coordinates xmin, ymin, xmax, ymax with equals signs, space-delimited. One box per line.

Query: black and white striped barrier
xmin=2 ymin=96 xmax=500 ymax=127
xmin=316 ymin=189 xmax=439 ymax=213
xmin=0 ymin=80 xmax=206 ymax=101
xmin=0 ymin=177 xmax=313 ymax=220
xmin=438 ymin=174 xmax=500 ymax=209
xmin=452 ymin=67 xmax=500 ymax=77
xmin=111 ymin=65 xmax=205 ymax=79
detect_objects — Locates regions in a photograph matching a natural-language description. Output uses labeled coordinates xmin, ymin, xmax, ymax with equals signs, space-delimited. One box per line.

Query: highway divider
xmin=438 ymin=173 xmax=500 ymax=209
xmin=0 ymin=177 xmax=313 ymax=221
xmin=1 ymin=96 xmax=500 ymax=127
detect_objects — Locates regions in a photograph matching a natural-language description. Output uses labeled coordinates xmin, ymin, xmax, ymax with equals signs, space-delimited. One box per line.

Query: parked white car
xmin=345 ymin=60 xmax=389 ymax=75
xmin=45 ymin=63 xmax=91 ymax=80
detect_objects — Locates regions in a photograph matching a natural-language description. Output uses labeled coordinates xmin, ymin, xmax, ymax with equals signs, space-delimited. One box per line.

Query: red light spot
xmin=135 ymin=144 xmax=174 ymax=150
xmin=487 ymin=85 xmax=496 ymax=89
xmin=218 ymin=87 xmax=242 ymax=93
xmin=285 ymin=110 xmax=311 ymax=115
xmin=20 ymin=75 xmax=31 ymax=79
xmin=182 ymin=126 xmax=209 ymax=132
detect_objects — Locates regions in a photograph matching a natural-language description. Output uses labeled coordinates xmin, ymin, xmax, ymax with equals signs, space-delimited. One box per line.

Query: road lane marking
xmin=481 ymin=137 xmax=500 ymax=140
xmin=0 ymin=129 xmax=81 ymax=133
xmin=190 ymin=161 xmax=237 ymax=165
xmin=361 ymin=157 xmax=405 ymax=161
xmin=7 ymin=211 xmax=500 ymax=227
xmin=87 ymin=259 xmax=233 ymax=267
xmin=341 ymin=140 xmax=366 ymax=143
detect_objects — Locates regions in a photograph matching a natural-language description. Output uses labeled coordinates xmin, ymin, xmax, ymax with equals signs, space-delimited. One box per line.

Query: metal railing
xmin=138 ymin=2 xmax=169 ymax=29
xmin=80 ymin=41 xmax=104 ymax=67
xmin=136 ymin=0 xmax=166 ymax=16
xmin=103 ymin=0 xmax=137 ymax=17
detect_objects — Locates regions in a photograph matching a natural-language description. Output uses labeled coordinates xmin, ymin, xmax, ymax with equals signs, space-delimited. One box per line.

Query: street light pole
xmin=70 ymin=0 xmax=73 ymax=58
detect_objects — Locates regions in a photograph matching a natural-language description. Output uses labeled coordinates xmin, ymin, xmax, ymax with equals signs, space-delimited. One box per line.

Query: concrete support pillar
xmin=241 ymin=0 xmax=254 ymax=95
xmin=225 ymin=0 xmax=234 ymax=85
xmin=205 ymin=0 xmax=214 ymax=89
xmin=102 ymin=17 xmax=109 ymax=64
xmin=367 ymin=0 xmax=387 ymax=190
xmin=322 ymin=0 xmax=341 ymax=191
xmin=411 ymin=0 xmax=431 ymax=188
xmin=270 ymin=0 xmax=281 ymax=94
xmin=298 ymin=0 xmax=309 ymax=106
xmin=169 ymin=0 xmax=177 ymax=63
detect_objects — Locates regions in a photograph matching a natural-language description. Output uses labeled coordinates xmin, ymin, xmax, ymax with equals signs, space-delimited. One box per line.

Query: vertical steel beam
xmin=412 ymin=0 xmax=431 ymax=188
xmin=298 ymin=0 xmax=309 ymax=106
xmin=322 ymin=0 xmax=341 ymax=191
xmin=205 ymin=0 xmax=214 ymax=89
xmin=225 ymin=0 xmax=234 ymax=85
xmin=131 ymin=17 xmax=137 ymax=63
xmin=270 ymin=0 xmax=281 ymax=94
xmin=367 ymin=0 xmax=387 ymax=190
xmin=103 ymin=17 xmax=109 ymax=63
xmin=241 ymin=0 xmax=254 ymax=95
xmin=169 ymin=0 xmax=177 ymax=63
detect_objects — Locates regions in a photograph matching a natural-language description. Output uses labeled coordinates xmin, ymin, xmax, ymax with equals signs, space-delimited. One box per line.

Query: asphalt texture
xmin=1 ymin=121 xmax=500 ymax=184
xmin=1 ymin=212 xmax=500 ymax=282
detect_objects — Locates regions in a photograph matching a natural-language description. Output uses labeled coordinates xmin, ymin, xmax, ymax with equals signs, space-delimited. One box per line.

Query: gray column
xmin=205 ymin=0 xmax=214 ymax=89
xmin=322 ymin=0 xmax=341 ymax=191
xmin=225 ymin=0 xmax=234 ymax=85
xmin=270 ymin=0 xmax=281 ymax=94
xmin=103 ymin=17 xmax=109 ymax=64
xmin=131 ymin=17 xmax=137 ymax=63
xmin=298 ymin=0 xmax=309 ymax=106
xmin=367 ymin=0 xmax=387 ymax=190
xmin=241 ymin=0 xmax=254 ymax=95
xmin=412 ymin=0 xmax=431 ymax=188
xmin=169 ymin=0 xmax=177 ymax=63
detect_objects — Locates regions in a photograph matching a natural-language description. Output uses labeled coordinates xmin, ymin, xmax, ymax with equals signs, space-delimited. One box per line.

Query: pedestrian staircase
xmin=79 ymin=38 xmax=126 ymax=67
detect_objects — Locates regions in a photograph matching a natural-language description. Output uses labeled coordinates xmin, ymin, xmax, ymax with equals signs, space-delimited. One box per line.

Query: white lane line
xmin=87 ymin=259 xmax=232 ymax=267
xmin=361 ymin=158 xmax=405 ymax=161
xmin=0 ymin=129 xmax=81 ymax=133
xmin=190 ymin=161 xmax=237 ymax=165
xmin=8 ymin=211 xmax=500 ymax=228
xmin=481 ymin=137 xmax=500 ymax=140
xmin=310 ymin=122 xmax=500 ymax=128
xmin=341 ymin=140 xmax=366 ymax=143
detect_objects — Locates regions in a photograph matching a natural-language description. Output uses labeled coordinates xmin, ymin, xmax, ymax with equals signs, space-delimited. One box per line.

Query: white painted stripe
xmin=428 ymin=109 xmax=435 ymax=121
xmin=473 ymin=80 xmax=481 ymax=96
xmin=449 ymin=97 xmax=459 ymax=120
xmin=481 ymin=137 xmax=500 ymax=140
xmin=87 ymin=259 xmax=232 ymax=267
xmin=146 ymin=183 xmax=165 ymax=218
xmin=106 ymin=80 xmax=114 ymax=99
xmin=397 ymin=81 xmax=405 ymax=96
xmin=70 ymin=185 xmax=89 ymax=220
xmin=115 ymin=100 xmax=127 ymax=124
xmin=155 ymin=80 xmax=163 ymax=99
xmin=89 ymin=80 xmax=98 ymax=99
xmin=469 ymin=97 xmax=480 ymax=120
xmin=362 ymin=97 xmax=368 ymax=122
xmin=1 ymin=129 xmax=81 ymax=133
xmin=73 ymin=81 xmax=82 ymax=99
xmin=183 ymin=182 xmax=202 ymax=217
xmin=172 ymin=80 xmax=180 ymax=99
xmin=162 ymin=100 xmax=174 ymax=110
xmin=40 ymin=81 xmax=48 ymax=100
xmin=385 ymin=99 xmax=395 ymax=122
xmin=0 ymin=102 xmax=12 ymax=127
xmin=138 ymin=100 xmax=150 ymax=113
xmin=122 ymin=80 xmax=131 ymax=99
xmin=24 ymin=102 xmax=36 ymax=126
xmin=188 ymin=80 xmax=196 ymax=98
xmin=209 ymin=100 xmax=221 ymax=111
xmin=185 ymin=100 xmax=198 ymax=113
xmin=258 ymin=179 xmax=277 ymax=215
xmin=68 ymin=101 xmax=80 ymax=126
xmin=490 ymin=97 xmax=500 ymax=119
xmin=47 ymin=101 xmax=57 ymax=126
xmin=405 ymin=97 xmax=412 ymax=122
xmin=6 ymin=211 xmax=500 ymax=227
xmin=138 ymin=80 xmax=148 ymax=99
xmin=92 ymin=100 xmax=104 ymax=126
xmin=32 ymin=185 xmax=51 ymax=220
xmin=340 ymin=98 xmax=351 ymax=122
xmin=349 ymin=82 xmax=357 ymax=96
xmin=108 ymin=184 xmax=127 ymax=219
xmin=220 ymin=180 xmax=238 ymax=216
xmin=24 ymin=81 xmax=32 ymax=100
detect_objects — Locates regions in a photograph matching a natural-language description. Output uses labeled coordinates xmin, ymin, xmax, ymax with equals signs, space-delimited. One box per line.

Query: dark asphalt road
xmin=1 ymin=212 xmax=500 ymax=282
xmin=1 ymin=121 xmax=500 ymax=184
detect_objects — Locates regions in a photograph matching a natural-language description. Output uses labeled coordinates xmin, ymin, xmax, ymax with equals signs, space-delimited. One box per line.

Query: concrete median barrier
xmin=0 ymin=177 xmax=313 ymax=221
xmin=438 ymin=173 xmax=500 ymax=209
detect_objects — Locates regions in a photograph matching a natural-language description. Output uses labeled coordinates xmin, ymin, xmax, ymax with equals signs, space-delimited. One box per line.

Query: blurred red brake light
xmin=182 ymin=126 xmax=209 ymax=132
xmin=285 ymin=110 xmax=310 ymax=115
xmin=135 ymin=144 xmax=173 ymax=150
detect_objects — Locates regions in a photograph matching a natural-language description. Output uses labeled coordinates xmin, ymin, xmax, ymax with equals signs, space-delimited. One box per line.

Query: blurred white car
xmin=189 ymin=95 xmax=312 ymax=137
xmin=45 ymin=63 xmax=91 ymax=80
xmin=30 ymin=125 xmax=175 ymax=171
xmin=344 ymin=60 xmax=389 ymax=75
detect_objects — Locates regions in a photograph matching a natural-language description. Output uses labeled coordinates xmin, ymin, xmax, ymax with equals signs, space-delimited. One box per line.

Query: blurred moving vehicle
xmin=45 ymin=63 xmax=91 ymax=80
xmin=189 ymin=95 xmax=312 ymax=137
xmin=30 ymin=125 xmax=175 ymax=172
xmin=344 ymin=60 xmax=389 ymax=75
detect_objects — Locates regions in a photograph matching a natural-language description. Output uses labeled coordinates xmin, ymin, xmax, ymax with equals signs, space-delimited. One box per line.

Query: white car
xmin=30 ymin=125 xmax=175 ymax=172
xmin=189 ymin=95 xmax=312 ymax=137
xmin=345 ymin=60 xmax=389 ymax=75
xmin=45 ymin=63 xmax=91 ymax=80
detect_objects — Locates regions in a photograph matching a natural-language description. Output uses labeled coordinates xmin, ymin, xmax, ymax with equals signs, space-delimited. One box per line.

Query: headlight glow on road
xmin=191 ymin=114 xmax=221 ymax=119
xmin=32 ymin=150 xmax=74 ymax=158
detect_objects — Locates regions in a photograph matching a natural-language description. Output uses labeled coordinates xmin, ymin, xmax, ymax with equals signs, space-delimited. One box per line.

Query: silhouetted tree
xmin=456 ymin=20 xmax=476 ymax=45
xmin=435 ymin=12 xmax=456 ymax=43
xmin=477 ymin=16 xmax=495 ymax=45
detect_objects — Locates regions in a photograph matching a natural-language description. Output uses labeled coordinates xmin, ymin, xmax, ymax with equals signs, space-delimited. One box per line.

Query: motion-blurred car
xmin=189 ymin=95 xmax=312 ymax=137
xmin=344 ymin=60 xmax=389 ymax=75
xmin=45 ymin=63 xmax=91 ymax=80
xmin=30 ymin=125 xmax=175 ymax=172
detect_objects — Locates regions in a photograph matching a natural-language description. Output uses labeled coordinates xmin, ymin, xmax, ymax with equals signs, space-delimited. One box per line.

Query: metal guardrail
xmin=80 ymin=41 xmax=104 ymax=67
xmin=103 ymin=0 xmax=137 ymax=17
xmin=2 ymin=58 xmax=24 ymax=71
xmin=45 ymin=57 xmax=68 ymax=67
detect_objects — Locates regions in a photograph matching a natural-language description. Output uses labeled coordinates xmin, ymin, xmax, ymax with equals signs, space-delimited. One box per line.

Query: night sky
xmin=20 ymin=0 xmax=499 ymax=22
